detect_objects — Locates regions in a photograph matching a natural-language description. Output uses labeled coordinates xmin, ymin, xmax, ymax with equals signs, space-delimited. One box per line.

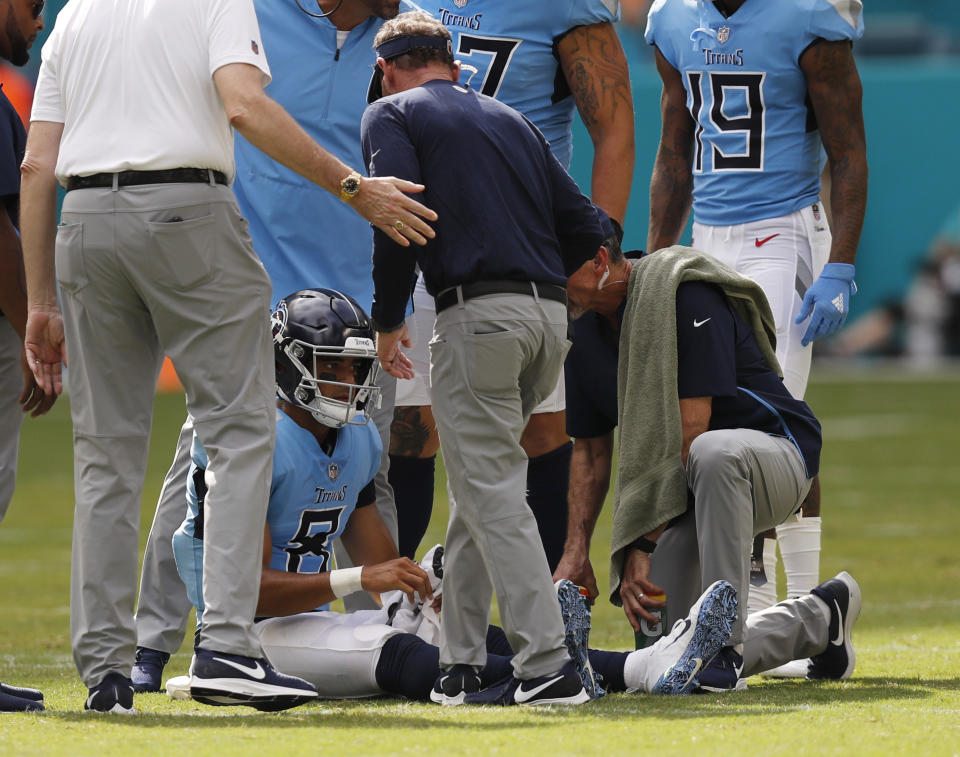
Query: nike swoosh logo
xmin=664 ymin=618 xmax=692 ymax=649
xmin=515 ymin=675 xmax=564 ymax=702
xmin=755 ymin=234 xmax=780 ymax=247
xmin=830 ymin=599 xmax=845 ymax=646
xmin=693 ymin=318 xmax=711 ymax=328
xmin=211 ymin=656 xmax=267 ymax=680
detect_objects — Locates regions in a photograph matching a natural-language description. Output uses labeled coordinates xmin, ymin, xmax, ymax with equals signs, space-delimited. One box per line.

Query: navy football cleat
xmin=555 ymin=579 xmax=605 ymax=699
xmin=808 ymin=571 xmax=861 ymax=680
xmin=430 ymin=664 xmax=481 ymax=706
xmin=189 ymin=648 xmax=318 ymax=711
xmin=131 ymin=647 xmax=170 ymax=693
xmin=84 ymin=672 xmax=135 ymax=714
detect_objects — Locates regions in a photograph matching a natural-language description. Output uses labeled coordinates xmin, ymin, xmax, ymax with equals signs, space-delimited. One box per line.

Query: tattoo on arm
xmin=801 ymin=39 xmax=868 ymax=265
xmin=559 ymin=23 xmax=633 ymax=132
xmin=389 ymin=406 xmax=433 ymax=457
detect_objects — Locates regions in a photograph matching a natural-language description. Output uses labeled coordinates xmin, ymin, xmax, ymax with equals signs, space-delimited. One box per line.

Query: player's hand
xmin=354 ymin=176 xmax=438 ymax=247
xmin=24 ymin=305 xmax=66 ymax=397
xmin=795 ymin=262 xmax=857 ymax=346
xmin=19 ymin=348 xmax=57 ymax=417
xmin=361 ymin=557 xmax=434 ymax=605
xmin=376 ymin=325 xmax=415 ymax=379
xmin=553 ymin=546 xmax=600 ymax=603
xmin=619 ymin=548 xmax=666 ymax=633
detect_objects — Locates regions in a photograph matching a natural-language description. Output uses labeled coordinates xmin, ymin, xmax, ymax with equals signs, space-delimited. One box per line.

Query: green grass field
xmin=1 ymin=367 xmax=959 ymax=755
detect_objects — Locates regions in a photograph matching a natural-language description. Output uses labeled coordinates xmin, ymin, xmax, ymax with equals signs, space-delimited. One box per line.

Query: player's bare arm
xmin=552 ymin=432 xmax=614 ymax=600
xmin=647 ymin=47 xmax=695 ymax=253
xmin=557 ymin=21 xmax=634 ymax=223
xmin=389 ymin=405 xmax=438 ymax=458
xmin=212 ymin=62 xmax=438 ymax=247
xmin=20 ymin=120 xmax=66 ymax=397
xmin=679 ymin=396 xmax=711 ymax=466
xmin=800 ymin=39 xmax=867 ymax=266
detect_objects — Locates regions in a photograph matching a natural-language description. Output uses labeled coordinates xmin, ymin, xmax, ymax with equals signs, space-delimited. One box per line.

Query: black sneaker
xmin=131 ymin=647 xmax=170 ymax=693
xmin=696 ymin=645 xmax=746 ymax=692
xmin=808 ymin=571 xmax=861 ymax=680
xmin=0 ymin=682 xmax=44 ymax=712
xmin=84 ymin=672 xmax=136 ymax=714
xmin=0 ymin=682 xmax=44 ymax=702
xmin=429 ymin=664 xmax=481 ymax=706
xmin=465 ymin=660 xmax=589 ymax=706
xmin=189 ymin=647 xmax=318 ymax=711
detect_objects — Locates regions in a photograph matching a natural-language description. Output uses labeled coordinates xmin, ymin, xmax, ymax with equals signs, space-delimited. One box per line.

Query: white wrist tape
xmin=329 ymin=566 xmax=364 ymax=598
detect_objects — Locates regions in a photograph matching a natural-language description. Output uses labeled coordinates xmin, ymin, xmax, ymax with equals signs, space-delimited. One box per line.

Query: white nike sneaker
xmin=189 ymin=647 xmax=318 ymax=711
xmin=627 ymin=580 xmax=737 ymax=695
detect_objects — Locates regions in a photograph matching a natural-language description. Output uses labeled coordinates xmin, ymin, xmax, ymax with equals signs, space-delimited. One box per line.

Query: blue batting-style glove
xmin=795 ymin=263 xmax=857 ymax=346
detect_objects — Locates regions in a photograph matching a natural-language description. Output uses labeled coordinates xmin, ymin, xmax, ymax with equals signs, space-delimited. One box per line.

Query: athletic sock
xmin=777 ymin=516 xmax=822 ymax=599
xmin=388 ymin=454 xmax=436 ymax=559
xmin=485 ymin=625 xmax=514 ymax=657
xmin=586 ymin=649 xmax=629 ymax=693
xmin=746 ymin=536 xmax=779 ymax=615
xmin=525 ymin=441 xmax=572 ymax=572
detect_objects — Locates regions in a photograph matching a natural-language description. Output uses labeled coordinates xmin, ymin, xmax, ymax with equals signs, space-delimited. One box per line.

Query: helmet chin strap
xmin=294 ymin=0 xmax=344 ymax=19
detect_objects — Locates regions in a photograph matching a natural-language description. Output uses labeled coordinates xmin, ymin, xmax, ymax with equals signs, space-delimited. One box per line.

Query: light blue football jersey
xmin=233 ymin=0 xmax=421 ymax=308
xmin=176 ymin=409 xmax=382 ymax=616
xmin=423 ymin=0 xmax=620 ymax=168
xmin=646 ymin=0 xmax=863 ymax=225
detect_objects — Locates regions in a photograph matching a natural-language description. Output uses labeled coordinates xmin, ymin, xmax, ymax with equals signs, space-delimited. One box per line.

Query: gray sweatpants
xmin=650 ymin=429 xmax=812 ymax=645
xmin=59 ymin=182 xmax=275 ymax=687
xmin=0 ymin=316 xmax=24 ymax=521
xmin=432 ymin=293 xmax=570 ymax=679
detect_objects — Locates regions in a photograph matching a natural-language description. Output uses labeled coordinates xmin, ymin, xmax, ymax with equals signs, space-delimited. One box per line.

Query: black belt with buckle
xmin=65 ymin=168 xmax=228 ymax=191
xmin=435 ymin=280 xmax=567 ymax=313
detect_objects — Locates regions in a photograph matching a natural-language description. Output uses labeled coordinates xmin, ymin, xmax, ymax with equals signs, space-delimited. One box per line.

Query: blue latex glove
xmin=795 ymin=262 xmax=857 ymax=346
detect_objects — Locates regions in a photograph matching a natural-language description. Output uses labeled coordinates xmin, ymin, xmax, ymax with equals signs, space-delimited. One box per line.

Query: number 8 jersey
xmin=645 ymin=0 xmax=863 ymax=225
xmin=426 ymin=0 xmax=620 ymax=168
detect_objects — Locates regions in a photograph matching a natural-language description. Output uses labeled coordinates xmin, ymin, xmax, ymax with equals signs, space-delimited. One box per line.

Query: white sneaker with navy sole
xmin=189 ymin=647 xmax=318 ymax=711
xmin=626 ymin=580 xmax=737 ymax=695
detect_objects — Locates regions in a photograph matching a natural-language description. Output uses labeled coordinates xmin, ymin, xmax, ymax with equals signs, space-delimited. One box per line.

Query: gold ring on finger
xmin=394 ymin=220 xmax=404 ymax=232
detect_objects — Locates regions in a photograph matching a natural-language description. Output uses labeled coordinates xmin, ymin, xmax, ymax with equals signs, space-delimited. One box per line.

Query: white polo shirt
xmin=31 ymin=0 xmax=271 ymax=184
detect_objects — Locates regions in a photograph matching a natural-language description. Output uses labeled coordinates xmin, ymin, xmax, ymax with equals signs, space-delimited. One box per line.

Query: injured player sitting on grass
xmin=163 ymin=288 xmax=740 ymax=706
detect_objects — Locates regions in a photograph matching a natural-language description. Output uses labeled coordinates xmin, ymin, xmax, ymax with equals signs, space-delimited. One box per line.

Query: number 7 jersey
xmin=645 ymin=0 xmax=863 ymax=225
xmin=425 ymin=0 xmax=620 ymax=168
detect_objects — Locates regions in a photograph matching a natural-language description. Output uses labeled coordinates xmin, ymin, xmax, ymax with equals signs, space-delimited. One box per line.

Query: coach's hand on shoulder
xmin=354 ymin=176 xmax=438 ymax=247
xmin=362 ymin=557 xmax=433 ymax=606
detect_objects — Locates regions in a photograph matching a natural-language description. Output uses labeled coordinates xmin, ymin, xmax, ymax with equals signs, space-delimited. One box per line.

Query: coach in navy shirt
xmin=561 ymin=243 xmax=861 ymax=691
xmin=362 ymin=12 xmax=602 ymax=706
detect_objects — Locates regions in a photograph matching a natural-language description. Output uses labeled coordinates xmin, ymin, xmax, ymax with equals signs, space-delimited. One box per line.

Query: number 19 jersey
xmin=425 ymin=0 xmax=619 ymax=168
xmin=645 ymin=0 xmax=863 ymax=225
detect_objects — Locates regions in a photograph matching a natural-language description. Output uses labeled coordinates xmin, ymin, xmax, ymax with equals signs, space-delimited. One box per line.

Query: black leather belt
xmin=435 ymin=280 xmax=567 ymax=313
xmin=65 ymin=168 xmax=227 ymax=191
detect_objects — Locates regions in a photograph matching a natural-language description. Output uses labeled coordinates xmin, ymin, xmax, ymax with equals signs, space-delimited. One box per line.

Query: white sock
xmin=622 ymin=648 xmax=650 ymax=693
xmin=777 ymin=516 xmax=822 ymax=599
xmin=747 ymin=537 xmax=779 ymax=615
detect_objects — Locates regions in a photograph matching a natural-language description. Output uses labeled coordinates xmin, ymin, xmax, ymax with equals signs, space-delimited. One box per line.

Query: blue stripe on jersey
xmin=646 ymin=0 xmax=863 ymax=225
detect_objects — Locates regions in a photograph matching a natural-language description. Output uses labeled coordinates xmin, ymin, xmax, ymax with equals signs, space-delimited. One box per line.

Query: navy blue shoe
xmin=464 ymin=660 xmax=589 ymax=706
xmin=696 ymin=645 xmax=747 ymax=692
xmin=555 ymin=579 xmax=605 ymax=699
xmin=84 ymin=672 xmax=135 ymax=714
xmin=189 ymin=647 xmax=317 ymax=711
xmin=131 ymin=647 xmax=170 ymax=693
xmin=808 ymin=571 xmax=861 ymax=680
xmin=429 ymin=664 xmax=481 ymax=706
xmin=0 ymin=682 xmax=43 ymax=703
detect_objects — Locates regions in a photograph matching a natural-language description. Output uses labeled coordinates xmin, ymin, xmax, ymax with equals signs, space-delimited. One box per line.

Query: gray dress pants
xmin=431 ymin=292 xmax=570 ymax=679
xmin=59 ymin=182 xmax=274 ymax=686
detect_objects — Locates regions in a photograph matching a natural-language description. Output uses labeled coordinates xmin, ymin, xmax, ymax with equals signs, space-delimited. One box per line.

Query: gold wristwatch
xmin=339 ymin=170 xmax=362 ymax=202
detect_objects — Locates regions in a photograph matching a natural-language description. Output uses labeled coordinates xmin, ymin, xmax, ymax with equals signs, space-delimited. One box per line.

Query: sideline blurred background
xmin=15 ymin=0 xmax=960 ymax=382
